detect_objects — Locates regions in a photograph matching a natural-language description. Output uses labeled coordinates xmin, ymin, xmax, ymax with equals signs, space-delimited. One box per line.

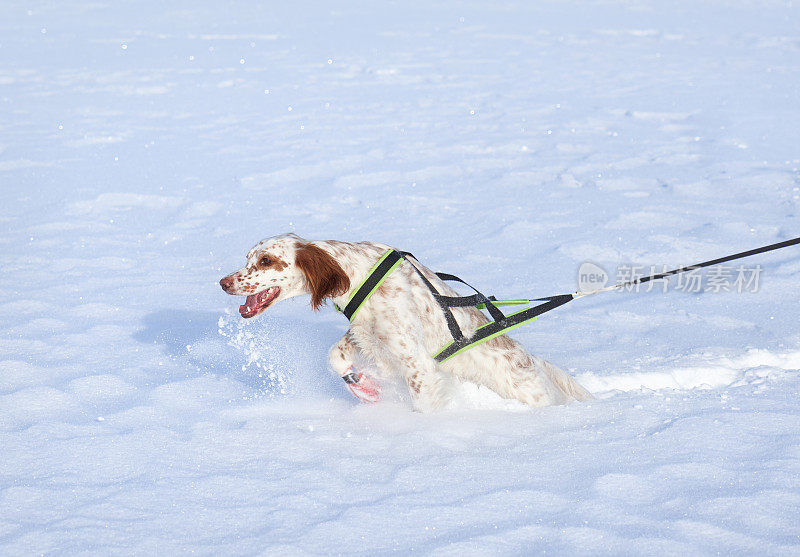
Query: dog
xmin=219 ymin=234 xmax=592 ymax=411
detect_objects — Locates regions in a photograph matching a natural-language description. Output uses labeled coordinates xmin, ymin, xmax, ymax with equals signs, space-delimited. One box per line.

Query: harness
xmin=334 ymin=249 xmax=573 ymax=363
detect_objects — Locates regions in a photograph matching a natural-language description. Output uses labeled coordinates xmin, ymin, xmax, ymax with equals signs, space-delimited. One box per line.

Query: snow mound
xmin=579 ymin=348 xmax=800 ymax=395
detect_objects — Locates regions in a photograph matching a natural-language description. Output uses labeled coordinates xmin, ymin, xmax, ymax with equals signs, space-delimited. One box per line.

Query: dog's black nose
xmin=219 ymin=276 xmax=234 ymax=292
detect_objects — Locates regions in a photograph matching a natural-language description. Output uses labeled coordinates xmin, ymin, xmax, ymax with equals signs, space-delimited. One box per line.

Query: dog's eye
xmin=258 ymin=256 xmax=272 ymax=267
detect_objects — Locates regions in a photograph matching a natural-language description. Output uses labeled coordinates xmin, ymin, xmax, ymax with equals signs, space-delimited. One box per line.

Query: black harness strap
xmin=339 ymin=249 xmax=515 ymax=344
xmin=399 ymin=252 xmax=466 ymax=341
xmin=433 ymin=271 xmax=507 ymax=322
xmin=399 ymin=252 xmax=572 ymax=363
xmin=433 ymin=293 xmax=495 ymax=307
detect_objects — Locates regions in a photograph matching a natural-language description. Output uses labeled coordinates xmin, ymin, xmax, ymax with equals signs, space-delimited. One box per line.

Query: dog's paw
xmin=342 ymin=368 xmax=382 ymax=403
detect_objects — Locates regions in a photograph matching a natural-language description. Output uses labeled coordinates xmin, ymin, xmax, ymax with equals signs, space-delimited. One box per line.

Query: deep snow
xmin=1 ymin=0 xmax=800 ymax=554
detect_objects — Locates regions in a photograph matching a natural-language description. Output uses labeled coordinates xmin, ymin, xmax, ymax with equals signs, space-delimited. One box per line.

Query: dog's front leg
xmin=329 ymin=331 xmax=381 ymax=403
xmin=329 ymin=331 xmax=358 ymax=376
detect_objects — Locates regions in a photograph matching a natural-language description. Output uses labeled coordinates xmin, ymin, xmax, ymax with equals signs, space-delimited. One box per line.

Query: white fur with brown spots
xmin=220 ymin=233 xmax=592 ymax=412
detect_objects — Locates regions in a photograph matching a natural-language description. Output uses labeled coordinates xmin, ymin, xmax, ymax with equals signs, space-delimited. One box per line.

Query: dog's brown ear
xmin=295 ymin=243 xmax=350 ymax=310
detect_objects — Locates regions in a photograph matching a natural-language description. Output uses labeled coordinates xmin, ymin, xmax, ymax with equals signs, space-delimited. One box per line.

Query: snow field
xmin=2 ymin=0 xmax=800 ymax=554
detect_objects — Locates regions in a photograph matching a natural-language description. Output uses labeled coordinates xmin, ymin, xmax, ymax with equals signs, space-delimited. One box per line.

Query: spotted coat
xmin=221 ymin=234 xmax=592 ymax=412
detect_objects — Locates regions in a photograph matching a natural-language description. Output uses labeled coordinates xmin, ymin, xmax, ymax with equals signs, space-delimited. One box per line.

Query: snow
xmin=2 ymin=0 xmax=800 ymax=553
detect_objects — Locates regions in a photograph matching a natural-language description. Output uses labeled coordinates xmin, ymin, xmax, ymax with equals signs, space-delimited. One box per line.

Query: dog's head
xmin=219 ymin=234 xmax=350 ymax=318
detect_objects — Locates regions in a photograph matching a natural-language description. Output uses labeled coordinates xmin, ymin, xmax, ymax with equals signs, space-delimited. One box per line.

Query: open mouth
xmin=239 ymin=286 xmax=281 ymax=318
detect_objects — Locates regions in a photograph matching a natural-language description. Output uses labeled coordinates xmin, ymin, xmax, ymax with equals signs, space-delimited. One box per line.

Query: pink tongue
xmin=239 ymin=293 xmax=260 ymax=313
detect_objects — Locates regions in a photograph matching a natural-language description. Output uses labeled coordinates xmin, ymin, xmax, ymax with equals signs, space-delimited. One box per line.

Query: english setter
xmin=220 ymin=234 xmax=592 ymax=411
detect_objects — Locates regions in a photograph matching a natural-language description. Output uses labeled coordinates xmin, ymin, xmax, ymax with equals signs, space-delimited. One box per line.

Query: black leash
xmin=596 ymin=236 xmax=800 ymax=293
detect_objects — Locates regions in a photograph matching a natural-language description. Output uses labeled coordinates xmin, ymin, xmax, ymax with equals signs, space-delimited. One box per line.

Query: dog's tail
xmin=541 ymin=359 xmax=594 ymax=402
